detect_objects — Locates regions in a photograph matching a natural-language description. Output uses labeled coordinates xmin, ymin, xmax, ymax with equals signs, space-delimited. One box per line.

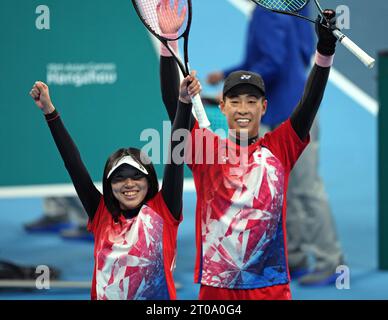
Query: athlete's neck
xmin=229 ymin=134 xmax=259 ymax=146
xmin=122 ymin=206 xmax=142 ymax=219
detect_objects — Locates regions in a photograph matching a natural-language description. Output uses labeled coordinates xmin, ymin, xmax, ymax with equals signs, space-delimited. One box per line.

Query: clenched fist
xmin=29 ymin=81 xmax=55 ymax=115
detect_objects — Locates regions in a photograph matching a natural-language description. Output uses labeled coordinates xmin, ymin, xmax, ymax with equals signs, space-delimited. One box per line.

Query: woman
xmin=29 ymin=70 xmax=200 ymax=300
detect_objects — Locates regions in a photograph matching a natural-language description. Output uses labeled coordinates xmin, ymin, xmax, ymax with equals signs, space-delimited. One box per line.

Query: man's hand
xmin=179 ymin=71 xmax=201 ymax=104
xmin=206 ymin=71 xmax=224 ymax=85
xmin=29 ymin=81 xmax=55 ymax=114
xmin=316 ymin=9 xmax=338 ymax=56
xmin=157 ymin=0 xmax=186 ymax=34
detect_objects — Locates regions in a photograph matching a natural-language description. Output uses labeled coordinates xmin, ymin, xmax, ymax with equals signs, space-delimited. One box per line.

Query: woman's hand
xmin=29 ymin=81 xmax=55 ymax=115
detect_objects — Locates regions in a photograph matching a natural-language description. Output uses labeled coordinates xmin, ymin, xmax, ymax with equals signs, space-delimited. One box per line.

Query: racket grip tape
xmin=191 ymin=94 xmax=211 ymax=128
xmin=332 ymin=30 xmax=375 ymax=69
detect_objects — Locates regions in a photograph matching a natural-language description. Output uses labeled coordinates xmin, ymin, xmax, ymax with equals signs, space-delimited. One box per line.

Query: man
xmin=160 ymin=0 xmax=339 ymax=298
xmin=206 ymin=4 xmax=344 ymax=286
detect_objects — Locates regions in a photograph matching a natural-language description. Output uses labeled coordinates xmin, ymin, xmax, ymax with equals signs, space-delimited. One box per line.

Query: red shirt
xmin=87 ymin=191 xmax=181 ymax=300
xmin=188 ymin=119 xmax=309 ymax=299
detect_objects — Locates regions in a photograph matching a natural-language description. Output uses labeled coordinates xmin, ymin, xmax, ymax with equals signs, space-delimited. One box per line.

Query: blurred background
xmin=0 ymin=0 xmax=387 ymax=299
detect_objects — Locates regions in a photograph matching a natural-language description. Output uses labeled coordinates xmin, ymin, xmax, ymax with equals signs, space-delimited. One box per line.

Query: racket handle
xmin=332 ymin=30 xmax=375 ymax=69
xmin=191 ymin=94 xmax=211 ymax=129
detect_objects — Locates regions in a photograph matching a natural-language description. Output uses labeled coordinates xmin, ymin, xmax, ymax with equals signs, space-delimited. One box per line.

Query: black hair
xmin=223 ymin=84 xmax=265 ymax=100
xmin=102 ymin=148 xmax=159 ymax=221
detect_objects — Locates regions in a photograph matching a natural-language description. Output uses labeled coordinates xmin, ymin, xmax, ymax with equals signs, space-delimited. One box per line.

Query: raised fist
xmin=29 ymin=81 xmax=55 ymax=114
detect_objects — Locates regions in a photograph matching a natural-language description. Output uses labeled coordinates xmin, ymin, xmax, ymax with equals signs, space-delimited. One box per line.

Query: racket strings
xmin=255 ymin=0 xmax=307 ymax=12
xmin=133 ymin=0 xmax=189 ymax=40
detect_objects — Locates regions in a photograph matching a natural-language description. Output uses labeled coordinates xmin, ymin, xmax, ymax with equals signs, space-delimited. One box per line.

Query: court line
xmin=0 ymin=179 xmax=196 ymax=198
xmin=0 ymin=280 xmax=91 ymax=289
xmin=329 ymin=68 xmax=378 ymax=116
xmin=0 ymin=184 xmax=101 ymax=198
xmin=226 ymin=0 xmax=379 ymax=116
xmin=226 ymin=0 xmax=256 ymax=16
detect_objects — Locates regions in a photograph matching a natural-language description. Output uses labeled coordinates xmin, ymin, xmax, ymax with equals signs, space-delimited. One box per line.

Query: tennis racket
xmin=131 ymin=0 xmax=211 ymax=128
xmin=249 ymin=0 xmax=375 ymax=69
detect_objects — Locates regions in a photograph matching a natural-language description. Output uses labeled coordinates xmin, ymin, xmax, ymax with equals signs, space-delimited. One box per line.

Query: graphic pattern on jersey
xmin=200 ymin=147 xmax=288 ymax=288
xmin=95 ymin=206 xmax=169 ymax=300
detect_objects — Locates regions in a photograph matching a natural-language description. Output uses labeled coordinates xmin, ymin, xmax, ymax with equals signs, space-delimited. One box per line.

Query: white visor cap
xmin=107 ymin=155 xmax=149 ymax=179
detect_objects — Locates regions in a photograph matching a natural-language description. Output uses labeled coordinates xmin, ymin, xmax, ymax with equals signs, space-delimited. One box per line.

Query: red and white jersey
xmin=87 ymin=192 xmax=181 ymax=300
xmin=188 ymin=119 xmax=309 ymax=294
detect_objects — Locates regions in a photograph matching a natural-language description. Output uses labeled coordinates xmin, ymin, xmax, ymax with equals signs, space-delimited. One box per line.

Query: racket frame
xmin=131 ymin=0 xmax=211 ymax=128
xmin=250 ymin=0 xmax=375 ymax=68
xmin=131 ymin=0 xmax=192 ymax=76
